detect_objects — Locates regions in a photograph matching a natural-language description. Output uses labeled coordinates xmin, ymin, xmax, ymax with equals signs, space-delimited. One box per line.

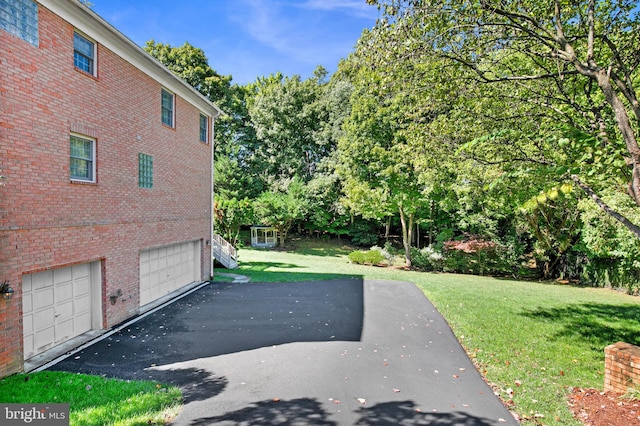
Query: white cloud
xmin=227 ymin=0 xmax=377 ymax=80
xmin=299 ymin=0 xmax=379 ymax=19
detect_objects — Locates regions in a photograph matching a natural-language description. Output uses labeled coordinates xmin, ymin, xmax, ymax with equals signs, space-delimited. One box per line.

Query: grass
xmin=0 ymin=371 xmax=181 ymax=425
xmin=229 ymin=238 xmax=640 ymax=425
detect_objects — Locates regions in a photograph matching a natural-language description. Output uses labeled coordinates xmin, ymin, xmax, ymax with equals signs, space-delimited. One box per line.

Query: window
xmin=73 ymin=31 xmax=95 ymax=75
xmin=161 ymin=89 xmax=174 ymax=127
xmin=70 ymin=135 xmax=95 ymax=182
xmin=0 ymin=0 xmax=39 ymax=47
xmin=138 ymin=153 xmax=153 ymax=188
xmin=199 ymin=114 xmax=209 ymax=143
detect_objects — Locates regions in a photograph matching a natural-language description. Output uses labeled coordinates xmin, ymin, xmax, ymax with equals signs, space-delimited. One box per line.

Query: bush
xmin=411 ymin=246 xmax=445 ymax=271
xmin=348 ymin=249 xmax=385 ymax=265
xmin=371 ymin=244 xmax=400 ymax=265
xmin=348 ymin=220 xmax=379 ymax=247
xmin=440 ymin=238 xmax=523 ymax=277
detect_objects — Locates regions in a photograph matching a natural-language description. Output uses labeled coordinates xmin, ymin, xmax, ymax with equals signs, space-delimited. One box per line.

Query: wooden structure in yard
xmin=250 ymin=226 xmax=278 ymax=248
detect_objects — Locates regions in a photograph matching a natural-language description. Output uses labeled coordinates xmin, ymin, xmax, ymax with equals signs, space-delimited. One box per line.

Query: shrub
xmin=411 ymin=246 xmax=445 ymax=271
xmin=348 ymin=220 xmax=379 ymax=247
xmin=348 ymin=249 xmax=385 ymax=265
xmin=441 ymin=238 xmax=522 ymax=276
xmin=370 ymin=244 xmax=399 ymax=265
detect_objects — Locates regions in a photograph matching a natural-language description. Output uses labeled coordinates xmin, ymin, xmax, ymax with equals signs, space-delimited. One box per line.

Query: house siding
xmin=0 ymin=1 xmax=217 ymax=377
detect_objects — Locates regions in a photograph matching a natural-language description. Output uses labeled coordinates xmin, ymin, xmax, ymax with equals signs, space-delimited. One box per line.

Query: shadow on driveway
xmin=50 ymin=278 xmax=517 ymax=425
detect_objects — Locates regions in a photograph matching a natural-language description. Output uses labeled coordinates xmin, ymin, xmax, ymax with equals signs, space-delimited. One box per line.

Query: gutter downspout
xmin=210 ymin=116 xmax=216 ymax=280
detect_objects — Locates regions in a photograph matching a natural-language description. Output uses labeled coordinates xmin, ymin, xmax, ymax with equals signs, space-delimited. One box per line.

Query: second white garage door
xmin=139 ymin=240 xmax=200 ymax=306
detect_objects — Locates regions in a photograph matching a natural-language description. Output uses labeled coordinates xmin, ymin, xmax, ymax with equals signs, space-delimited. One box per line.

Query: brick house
xmin=0 ymin=0 xmax=222 ymax=377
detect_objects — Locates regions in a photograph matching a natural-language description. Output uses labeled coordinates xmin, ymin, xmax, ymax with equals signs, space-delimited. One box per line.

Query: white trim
xmin=161 ymin=87 xmax=175 ymax=128
xmin=73 ymin=29 xmax=97 ymax=77
xmin=199 ymin=113 xmax=209 ymax=144
xmin=37 ymin=0 xmax=223 ymax=119
xmin=70 ymin=132 xmax=96 ymax=183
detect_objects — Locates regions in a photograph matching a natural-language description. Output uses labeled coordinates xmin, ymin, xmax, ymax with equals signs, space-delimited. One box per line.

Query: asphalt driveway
xmin=50 ymin=279 xmax=518 ymax=425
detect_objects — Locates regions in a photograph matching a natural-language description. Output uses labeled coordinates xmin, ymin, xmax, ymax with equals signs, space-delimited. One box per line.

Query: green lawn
xmin=0 ymin=371 xmax=181 ymax=425
xmin=230 ymin=240 xmax=640 ymax=425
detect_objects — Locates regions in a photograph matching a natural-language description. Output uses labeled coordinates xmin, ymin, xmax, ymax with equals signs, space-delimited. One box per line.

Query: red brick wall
xmin=604 ymin=342 xmax=640 ymax=393
xmin=0 ymin=5 xmax=213 ymax=376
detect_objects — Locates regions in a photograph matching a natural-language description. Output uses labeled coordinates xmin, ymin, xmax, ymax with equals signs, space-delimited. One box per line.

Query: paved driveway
xmin=50 ymin=279 xmax=518 ymax=425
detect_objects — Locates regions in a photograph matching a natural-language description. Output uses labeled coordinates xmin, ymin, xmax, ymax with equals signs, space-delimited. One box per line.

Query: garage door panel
xmin=55 ymin=318 xmax=74 ymax=342
xmin=35 ymin=326 xmax=55 ymax=352
xmin=74 ymin=311 xmax=91 ymax=332
xmin=73 ymin=263 xmax=90 ymax=277
xmin=34 ymin=306 xmax=55 ymax=331
xmin=75 ymin=293 xmax=91 ymax=313
xmin=23 ymin=334 xmax=34 ymax=358
xmin=31 ymin=270 xmax=52 ymax=291
xmin=22 ymin=292 xmax=33 ymax=314
xmin=56 ymin=281 xmax=73 ymax=304
xmin=34 ymin=287 xmax=54 ymax=310
xmin=54 ymin=266 xmax=72 ymax=284
xmin=73 ymin=276 xmax=90 ymax=297
xmin=56 ymin=299 xmax=73 ymax=320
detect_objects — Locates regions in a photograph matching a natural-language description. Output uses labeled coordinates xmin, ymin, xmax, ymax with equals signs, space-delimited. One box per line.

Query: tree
xmin=253 ymin=178 xmax=309 ymax=247
xmin=214 ymin=197 xmax=253 ymax=247
xmin=337 ymin=61 xmax=429 ymax=266
xmin=366 ymin=0 xmax=640 ymax=239
xmin=246 ymin=68 xmax=332 ymax=184
xmin=144 ymin=41 xmax=232 ymax=105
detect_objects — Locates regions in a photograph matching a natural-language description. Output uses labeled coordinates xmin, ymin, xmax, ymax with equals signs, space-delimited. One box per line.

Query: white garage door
xmin=22 ymin=262 xmax=98 ymax=360
xmin=139 ymin=240 xmax=200 ymax=306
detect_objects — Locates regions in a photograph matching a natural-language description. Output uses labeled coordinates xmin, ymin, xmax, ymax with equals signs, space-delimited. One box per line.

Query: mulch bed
xmin=568 ymin=388 xmax=640 ymax=425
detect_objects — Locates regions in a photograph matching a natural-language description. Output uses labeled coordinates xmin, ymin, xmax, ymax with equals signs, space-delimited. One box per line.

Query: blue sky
xmin=90 ymin=0 xmax=380 ymax=85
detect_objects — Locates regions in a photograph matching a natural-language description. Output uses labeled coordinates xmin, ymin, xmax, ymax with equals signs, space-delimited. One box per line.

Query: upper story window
xmin=70 ymin=134 xmax=96 ymax=182
xmin=161 ymin=89 xmax=174 ymax=127
xmin=199 ymin=114 xmax=209 ymax=143
xmin=0 ymin=0 xmax=39 ymax=47
xmin=74 ymin=31 xmax=95 ymax=75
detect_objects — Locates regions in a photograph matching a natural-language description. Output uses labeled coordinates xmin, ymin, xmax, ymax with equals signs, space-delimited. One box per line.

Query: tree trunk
xmin=385 ymin=216 xmax=391 ymax=242
xmin=593 ymin=70 xmax=640 ymax=207
xmin=399 ymin=206 xmax=413 ymax=267
xmin=571 ymin=175 xmax=640 ymax=240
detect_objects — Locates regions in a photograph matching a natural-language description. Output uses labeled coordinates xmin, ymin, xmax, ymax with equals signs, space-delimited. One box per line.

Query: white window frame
xmin=161 ymin=88 xmax=175 ymax=128
xmin=73 ymin=30 xmax=96 ymax=76
xmin=199 ymin=113 xmax=209 ymax=143
xmin=70 ymin=133 xmax=96 ymax=183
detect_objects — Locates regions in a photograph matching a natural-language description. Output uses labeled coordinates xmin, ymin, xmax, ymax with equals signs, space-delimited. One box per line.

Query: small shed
xmin=250 ymin=225 xmax=278 ymax=248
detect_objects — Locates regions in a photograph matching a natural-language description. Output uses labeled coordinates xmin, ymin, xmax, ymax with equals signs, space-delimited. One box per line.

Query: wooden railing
xmin=212 ymin=234 xmax=238 ymax=269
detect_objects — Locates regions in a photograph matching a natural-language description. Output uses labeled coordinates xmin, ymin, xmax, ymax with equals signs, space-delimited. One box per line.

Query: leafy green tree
xmin=253 ymin=178 xmax=309 ymax=247
xmin=366 ymin=0 xmax=640 ymax=239
xmin=214 ymin=197 xmax=253 ymax=247
xmin=246 ymin=68 xmax=332 ymax=184
xmin=144 ymin=41 xmax=232 ymax=104
xmin=337 ymin=63 xmax=430 ymax=266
